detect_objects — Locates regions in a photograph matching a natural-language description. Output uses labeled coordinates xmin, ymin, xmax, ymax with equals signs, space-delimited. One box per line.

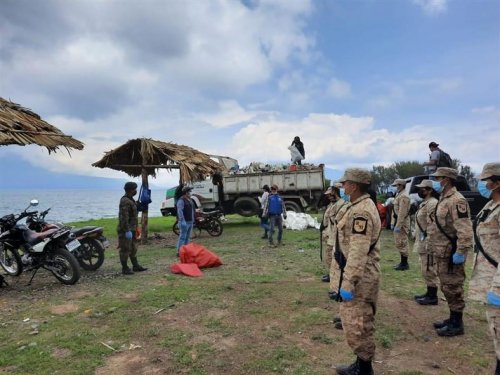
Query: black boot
xmin=433 ymin=310 xmax=452 ymax=329
xmin=329 ymin=291 xmax=338 ymax=300
xmin=496 ymin=359 xmax=500 ymax=375
xmin=436 ymin=311 xmax=464 ymax=337
xmin=121 ymin=259 xmax=134 ymax=275
xmin=416 ymin=286 xmax=438 ymax=305
xmin=358 ymin=357 xmax=374 ymax=375
xmin=261 ymin=231 xmax=268 ymax=239
xmin=321 ymin=274 xmax=330 ymax=282
xmin=336 ymin=357 xmax=373 ymax=375
xmin=131 ymin=257 xmax=148 ymax=272
xmin=394 ymin=255 xmax=409 ymax=271
xmin=414 ymin=288 xmax=429 ymax=300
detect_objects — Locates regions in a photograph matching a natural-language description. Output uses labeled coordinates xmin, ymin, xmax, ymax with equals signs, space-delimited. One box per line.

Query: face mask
xmin=417 ymin=191 xmax=426 ymax=199
xmin=432 ymin=180 xmax=443 ymax=193
xmin=477 ymin=180 xmax=492 ymax=199
xmin=339 ymin=188 xmax=350 ymax=201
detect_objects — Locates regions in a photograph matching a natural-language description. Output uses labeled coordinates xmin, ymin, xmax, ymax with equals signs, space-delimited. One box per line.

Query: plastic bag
xmin=288 ymin=145 xmax=304 ymax=163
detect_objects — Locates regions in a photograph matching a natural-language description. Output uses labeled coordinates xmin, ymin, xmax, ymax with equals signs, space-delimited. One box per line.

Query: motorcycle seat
xmin=23 ymin=227 xmax=59 ymax=244
xmin=71 ymin=226 xmax=102 ymax=236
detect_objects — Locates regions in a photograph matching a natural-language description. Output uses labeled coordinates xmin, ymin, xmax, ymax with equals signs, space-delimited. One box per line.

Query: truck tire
xmin=285 ymin=201 xmax=303 ymax=213
xmin=234 ymin=197 xmax=259 ymax=217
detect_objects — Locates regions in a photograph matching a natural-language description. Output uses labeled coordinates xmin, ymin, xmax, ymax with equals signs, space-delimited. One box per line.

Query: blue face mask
xmin=477 ymin=180 xmax=492 ymax=199
xmin=431 ymin=180 xmax=443 ymax=193
xmin=339 ymin=188 xmax=350 ymax=201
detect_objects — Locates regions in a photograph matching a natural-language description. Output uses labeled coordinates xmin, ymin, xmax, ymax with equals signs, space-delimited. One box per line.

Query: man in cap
xmin=423 ymin=142 xmax=441 ymax=173
xmin=332 ymin=168 xmax=381 ymax=375
xmin=117 ymin=182 xmax=148 ymax=275
xmin=413 ymin=179 xmax=440 ymax=305
xmin=263 ymin=184 xmax=287 ymax=247
xmin=391 ymin=178 xmax=411 ymax=270
xmin=176 ymin=185 xmax=196 ymax=256
xmin=427 ymin=167 xmax=473 ymax=336
xmin=467 ymin=162 xmax=500 ymax=371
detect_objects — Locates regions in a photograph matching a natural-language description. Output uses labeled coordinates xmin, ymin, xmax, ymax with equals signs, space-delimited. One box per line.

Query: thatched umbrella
xmin=0 ymin=97 xmax=84 ymax=153
xmin=92 ymin=138 xmax=223 ymax=242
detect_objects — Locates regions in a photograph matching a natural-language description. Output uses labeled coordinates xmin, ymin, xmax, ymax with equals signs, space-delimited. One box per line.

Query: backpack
xmin=268 ymin=194 xmax=283 ymax=215
xmin=137 ymin=185 xmax=152 ymax=212
xmin=437 ymin=149 xmax=453 ymax=168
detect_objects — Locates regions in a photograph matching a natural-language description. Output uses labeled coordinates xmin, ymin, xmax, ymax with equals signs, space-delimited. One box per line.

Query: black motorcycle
xmin=0 ymin=201 xmax=81 ymax=285
xmin=172 ymin=209 xmax=224 ymax=238
xmin=26 ymin=207 xmax=109 ymax=271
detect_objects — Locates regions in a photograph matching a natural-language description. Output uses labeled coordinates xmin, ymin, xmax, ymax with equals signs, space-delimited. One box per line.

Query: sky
xmin=0 ymin=0 xmax=499 ymax=189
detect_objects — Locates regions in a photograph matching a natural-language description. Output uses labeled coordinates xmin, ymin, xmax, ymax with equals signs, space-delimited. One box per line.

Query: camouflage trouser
xmin=339 ymin=301 xmax=376 ymax=361
xmin=419 ymin=253 xmax=439 ymax=288
xmin=436 ymin=256 xmax=466 ymax=312
xmin=330 ymin=254 xmax=341 ymax=293
xmin=468 ymin=253 xmax=495 ymax=303
xmin=118 ymin=237 xmax=138 ymax=262
xmin=323 ymin=244 xmax=333 ymax=273
xmin=393 ymin=228 xmax=409 ymax=256
xmin=487 ymin=307 xmax=500 ymax=360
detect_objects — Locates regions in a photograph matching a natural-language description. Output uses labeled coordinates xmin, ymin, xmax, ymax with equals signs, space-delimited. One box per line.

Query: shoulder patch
xmin=352 ymin=217 xmax=368 ymax=235
xmin=456 ymin=203 xmax=469 ymax=218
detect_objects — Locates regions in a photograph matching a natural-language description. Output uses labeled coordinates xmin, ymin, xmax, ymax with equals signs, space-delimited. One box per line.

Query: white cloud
xmin=198 ymin=100 xmax=257 ymax=128
xmin=405 ymin=77 xmax=463 ymax=93
xmin=413 ymin=0 xmax=448 ymax=15
xmin=327 ymin=78 xmax=352 ymax=99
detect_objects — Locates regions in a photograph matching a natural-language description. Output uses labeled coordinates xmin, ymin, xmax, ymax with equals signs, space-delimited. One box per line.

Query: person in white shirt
xmin=423 ymin=141 xmax=441 ymax=173
xmin=259 ymin=185 xmax=271 ymax=239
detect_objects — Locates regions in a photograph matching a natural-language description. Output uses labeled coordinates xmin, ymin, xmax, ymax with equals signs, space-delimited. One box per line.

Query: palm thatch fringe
xmin=92 ymin=138 xmax=223 ymax=183
xmin=0 ymin=97 xmax=84 ymax=153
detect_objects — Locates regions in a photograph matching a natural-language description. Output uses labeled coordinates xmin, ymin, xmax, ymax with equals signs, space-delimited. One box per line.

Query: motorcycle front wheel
xmin=206 ymin=218 xmax=223 ymax=237
xmin=47 ymin=248 xmax=81 ymax=285
xmin=0 ymin=245 xmax=23 ymax=276
xmin=76 ymin=238 xmax=105 ymax=271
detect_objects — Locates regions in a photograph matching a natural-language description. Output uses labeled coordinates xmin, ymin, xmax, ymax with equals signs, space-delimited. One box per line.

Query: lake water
xmin=0 ymin=189 xmax=167 ymax=223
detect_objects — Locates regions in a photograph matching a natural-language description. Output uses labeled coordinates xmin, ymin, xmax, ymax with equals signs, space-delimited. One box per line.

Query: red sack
xmin=170 ymin=263 xmax=203 ymax=277
xmin=179 ymin=242 xmax=222 ymax=268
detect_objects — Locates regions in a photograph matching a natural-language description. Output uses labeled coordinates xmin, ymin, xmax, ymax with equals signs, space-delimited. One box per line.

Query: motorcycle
xmin=172 ymin=209 xmax=224 ymax=238
xmin=0 ymin=200 xmax=81 ymax=285
xmin=25 ymin=207 xmax=109 ymax=271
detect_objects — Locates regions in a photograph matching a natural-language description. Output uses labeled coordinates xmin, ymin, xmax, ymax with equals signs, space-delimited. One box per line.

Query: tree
xmin=459 ymin=164 xmax=476 ymax=188
xmin=393 ymin=161 xmax=425 ymax=179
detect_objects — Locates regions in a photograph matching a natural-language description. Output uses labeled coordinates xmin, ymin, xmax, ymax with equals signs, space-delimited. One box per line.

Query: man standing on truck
xmin=428 ymin=167 xmax=473 ymax=337
xmin=391 ymin=178 xmax=411 ymax=271
xmin=423 ymin=141 xmax=453 ymax=173
xmin=263 ymin=184 xmax=287 ymax=247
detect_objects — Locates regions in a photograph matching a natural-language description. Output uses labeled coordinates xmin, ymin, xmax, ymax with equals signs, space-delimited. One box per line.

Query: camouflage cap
xmin=391 ymin=178 xmax=407 ymax=186
xmin=124 ymin=181 xmax=138 ymax=191
xmin=415 ymin=179 xmax=433 ymax=189
xmin=477 ymin=162 xmax=500 ymax=180
xmin=431 ymin=167 xmax=458 ymax=180
xmin=338 ymin=168 xmax=371 ymax=184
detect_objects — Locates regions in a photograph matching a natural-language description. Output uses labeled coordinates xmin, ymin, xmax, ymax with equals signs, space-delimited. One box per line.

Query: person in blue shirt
xmin=176 ymin=186 xmax=195 ymax=256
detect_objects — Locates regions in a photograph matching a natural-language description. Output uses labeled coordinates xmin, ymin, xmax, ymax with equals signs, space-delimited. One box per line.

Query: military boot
xmin=131 ymin=257 xmax=148 ymax=272
xmin=321 ymin=274 xmax=330 ymax=282
xmin=433 ymin=310 xmax=452 ymax=329
xmin=121 ymin=259 xmax=134 ymax=275
xmin=416 ymin=286 xmax=438 ymax=305
xmin=436 ymin=311 xmax=464 ymax=337
xmin=336 ymin=357 xmax=373 ymax=375
xmin=394 ymin=255 xmax=409 ymax=271
xmin=495 ymin=359 xmax=500 ymax=375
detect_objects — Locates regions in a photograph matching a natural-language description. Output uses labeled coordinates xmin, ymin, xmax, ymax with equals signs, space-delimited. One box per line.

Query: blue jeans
xmin=269 ymin=215 xmax=283 ymax=244
xmin=177 ymin=221 xmax=193 ymax=254
xmin=260 ymin=216 xmax=270 ymax=234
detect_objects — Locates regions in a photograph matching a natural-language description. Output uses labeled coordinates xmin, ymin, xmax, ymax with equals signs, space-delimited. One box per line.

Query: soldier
xmin=428 ymin=167 xmax=473 ymax=337
xmin=467 ymin=162 xmax=500 ymax=372
xmin=413 ymin=180 xmax=440 ymax=305
xmin=333 ymin=168 xmax=381 ymax=375
xmin=117 ymin=182 xmax=148 ymax=275
xmin=391 ymin=178 xmax=411 ymax=270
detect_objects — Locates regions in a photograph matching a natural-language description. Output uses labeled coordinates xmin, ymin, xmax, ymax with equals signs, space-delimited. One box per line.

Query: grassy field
xmin=0 ymin=215 xmax=494 ymax=375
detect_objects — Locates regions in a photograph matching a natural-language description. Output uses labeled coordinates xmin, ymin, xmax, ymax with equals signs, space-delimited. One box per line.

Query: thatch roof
xmin=0 ymin=97 xmax=84 ymax=153
xmin=92 ymin=138 xmax=223 ymax=183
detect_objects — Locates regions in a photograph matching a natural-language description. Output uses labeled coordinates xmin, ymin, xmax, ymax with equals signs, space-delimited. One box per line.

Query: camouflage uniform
xmin=414 ymin=195 xmax=439 ymax=287
xmin=327 ymin=199 xmax=348 ymax=293
xmin=391 ymin=180 xmax=411 ymax=257
xmin=427 ymin=174 xmax=473 ymax=313
xmin=117 ymin=195 xmax=139 ymax=264
xmin=468 ymin=162 xmax=500 ymax=362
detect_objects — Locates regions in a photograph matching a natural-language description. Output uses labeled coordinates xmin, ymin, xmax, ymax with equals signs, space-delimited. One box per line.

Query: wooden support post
xmin=141 ymin=168 xmax=149 ymax=244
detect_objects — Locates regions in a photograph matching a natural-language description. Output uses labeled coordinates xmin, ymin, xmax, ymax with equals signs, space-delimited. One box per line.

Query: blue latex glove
xmin=340 ymin=288 xmax=354 ymax=302
xmin=487 ymin=291 xmax=500 ymax=307
xmin=125 ymin=231 xmax=133 ymax=240
xmin=452 ymin=253 xmax=465 ymax=264
xmin=394 ymin=227 xmax=401 ymax=233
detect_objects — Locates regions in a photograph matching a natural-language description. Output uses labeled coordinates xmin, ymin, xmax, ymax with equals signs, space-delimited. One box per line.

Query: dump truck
xmin=160 ymin=155 xmax=325 ymax=217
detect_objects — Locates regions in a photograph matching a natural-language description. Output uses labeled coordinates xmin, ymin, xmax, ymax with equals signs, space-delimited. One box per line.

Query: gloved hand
xmin=394 ymin=227 xmax=401 ymax=233
xmin=340 ymin=288 xmax=353 ymax=302
xmin=452 ymin=253 xmax=465 ymax=264
xmin=487 ymin=291 xmax=500 ymax=307
xmin=125 ymin=231 xmax=133 ymax=240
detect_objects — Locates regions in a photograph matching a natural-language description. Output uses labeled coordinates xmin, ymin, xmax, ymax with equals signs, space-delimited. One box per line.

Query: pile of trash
xmin=284 ymin=211 xmax=320 ymax=230
xmin=233 ymin=162 xmax=321 ymax=174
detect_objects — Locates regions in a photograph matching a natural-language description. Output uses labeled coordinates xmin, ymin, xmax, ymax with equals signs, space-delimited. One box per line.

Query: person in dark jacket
xmin=291 ymin=136 xmax=305 ymax=165
xmin=117 ymin=182 xmax=148 ymax=275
